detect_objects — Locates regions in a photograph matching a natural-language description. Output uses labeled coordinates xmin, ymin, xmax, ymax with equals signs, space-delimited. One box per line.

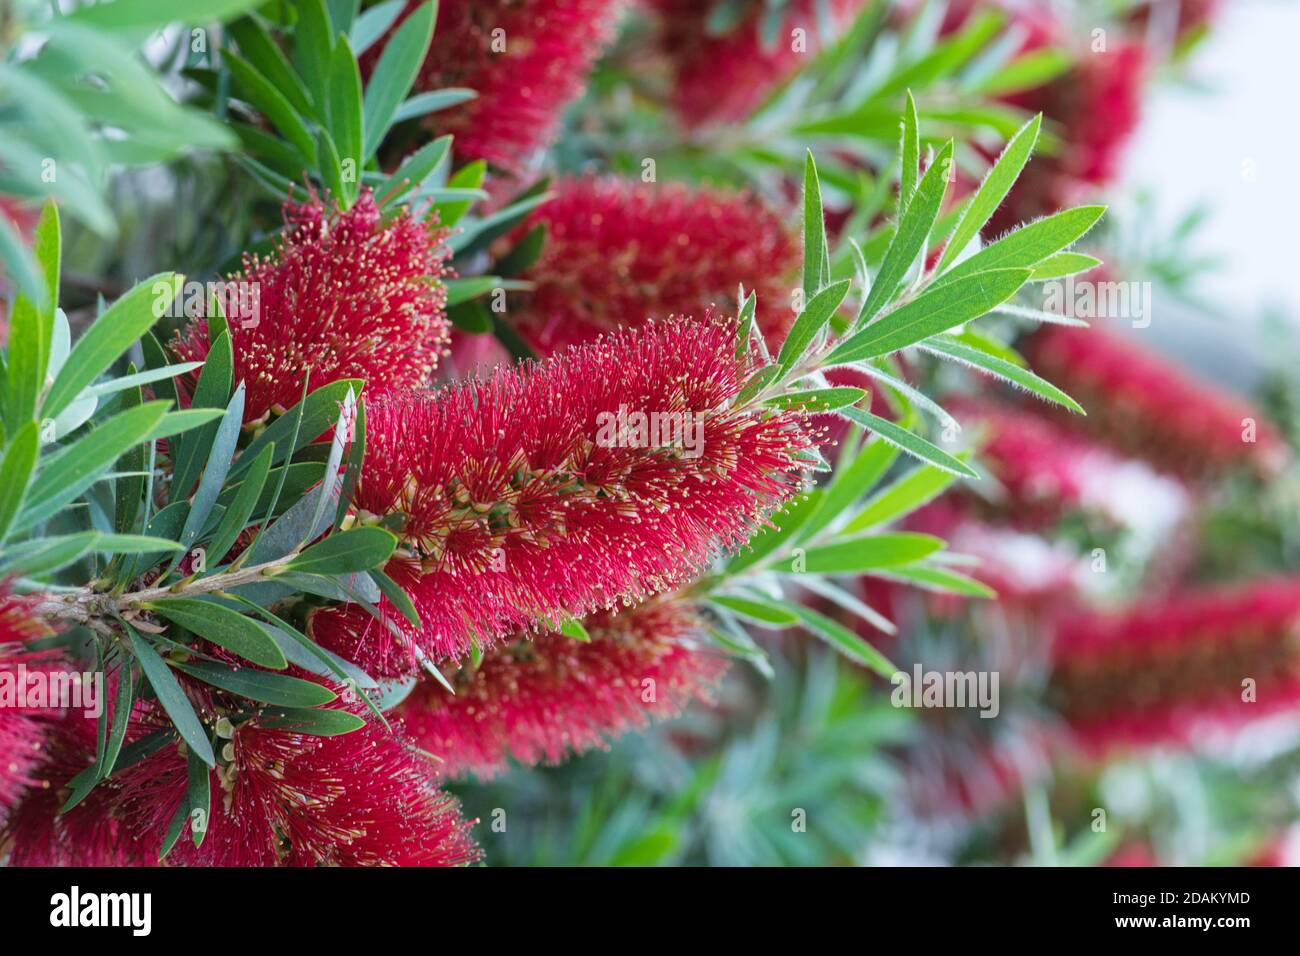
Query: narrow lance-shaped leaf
xmin=827 ymin=268 xmax=1030 ymax=366
xmin=125 ymin=625 xmax=215 ymax=767
xmin=803 ymin=150 xmax=828 ymax=298
xmin=841 ymin=405 xmax=977 ymax=478
xmin=777 ymin=278 xmax=850 ymax=377
xmin=920 ymin=335 xmax=1085 ymax=414
xmin=937 ymin=112 xmax=1042 ymax=273
xmin=145 ymin=598 xmax=289 ymax=670
xmin=856 ymin=140 xmax=953 ymax=326
xmin=42 ymin=272 xmax=180 ymax=420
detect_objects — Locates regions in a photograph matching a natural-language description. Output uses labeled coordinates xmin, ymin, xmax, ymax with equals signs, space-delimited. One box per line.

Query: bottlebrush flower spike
xmin=510 ymin=177 xmax=800 ymax=354
xmin=310 ymin=314 xmax=815 ymax=677
xmin=653 ymin=0 xmax=870 ymax=128
xmin=400 ymin=602 xmax=727 ymax=779
xmin=107 ymin=679 xmax=480 ymax=867
xmin=173 ymin=188 xmax=451 ymax=424
xmin=1048 ymin=578 xmax=1300 ymax=755
xmin=362 ymin=1 xmax=624 ymax=173
xmin=2 ymin=710 xmax=147 ymax=866
xmin=947 ymin=397 xmax=1191 ymax=529
xmin=0 ymin=588 xmax=55 ymax=817
xmin=1025 ymin=324 xmax=1286 ymax=480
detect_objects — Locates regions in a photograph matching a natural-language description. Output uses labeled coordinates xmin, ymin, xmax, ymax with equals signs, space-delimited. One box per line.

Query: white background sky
xmin=1118 ymin=0 xmax=1300 ymax=387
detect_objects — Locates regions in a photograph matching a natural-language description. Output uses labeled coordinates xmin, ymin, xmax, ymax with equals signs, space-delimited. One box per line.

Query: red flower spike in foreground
xmin=363 ymin=1 xmax=623 ymax=173
xmin=107 ymin=680 xmax=480 ymax=867
xmin=310 ymin=315 xmax=814 ymax=676
xmin=2 ymin=710 xmax=147 ymax=866
xmin=173 ymin=188 xmax=451 ymax=424
xmin=512 ymin=177 xmax=801 ymax=354
xmin=653 ymin=0 xmax=870 ymax=128
xmin=1048 ymin=578 xmax=1300 ymax=756
xmin=0 ymin=589 xmax=55 ymax=817
xmin=401 ymin=602 xmax=727 ymax=779
xmin=1025 ymin=324 xmax=1286 ymax=481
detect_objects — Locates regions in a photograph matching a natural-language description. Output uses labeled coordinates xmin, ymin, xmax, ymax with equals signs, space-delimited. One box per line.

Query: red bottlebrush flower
xmin=399 ymin=601 xmax=727 ymax=779
xmin=653 ymin=0 xmax=869 ymax=128
xmin=1024 ymin=324 xmax=1287 ymax=480
xmin=173 ymin=188 xmax=451 ymax=425
xmin=1048 ymin=578 xmax=1300 ymax=755
xmin=0 ymin=588 xmax=54 ymax=817
xmin=106 ymin=678 xmax=480 ymax=867
xmin=947 ymin=397 xmax=1191 ymax=529
xmin=2 ymin=710 xmax=148 ymax=866
xmin=310 ymin=315 xmax=815 ymax=677
xmin=362 ymin=1 xmax=623 ymax=173
xmin=510 ymin=177 xmax=800 ymax=355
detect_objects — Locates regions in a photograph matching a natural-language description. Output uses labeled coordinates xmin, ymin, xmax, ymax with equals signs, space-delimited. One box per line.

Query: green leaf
xmin=361 ymin=0 xmax=436 ymax=158
xmin=277 ymin=526 xmax=398 ymax=576
xmin=16 ymin=401 xmax=170 ymax=531
xmin=797 ymin=436 xmax=899 ymax=543
xmin=0 ymin=421 xmax=39 ymax=543
xmin=0 ymin=531 xmax=99 ymax=576
xmin=934 ymin=206 xmax=1106 ymax=287
xmin=725 ymin=490 xmax=823 ymax=575
xmin=94 ymin=534 xmax=187 ymax=554
xmin=146 ymin=598 xmax=288 ymax=670
xmin=225 ymin=51 xmax=317 ymax=163
xmin=42 ymin=274 xmax=178 ymax=420
xmin=920 ymin=335 xmax=1084 ymax=414
xmin=172 ymin=660 xmax=337 ymax=707
xmin=256 ymin=707 xmax=367 ymax=736
xmin=100 ymin=661 xmax=135 ymax=779
xmin=232 ymin=379 xmax=363 ymax=478
xmin=81 ymin=361 xmax=204 ymax=400
xmin=709 ymin=595 xmax=798 ymax=628
xmin=882 ymin=563 xmax=995 ymax=598
xmin=777 ymin=279 xmax=850 ymax=378
xmin=370 ymin=567 xmax=420 ymax=628
xmin=186 ymin=746 xmax=210 ymax=849
xmin=351 ymin=0 xmax=405 ymax=55
xmin=844 ymin=463 xmax=961 ymax=533
xmin=381 ymin=135 xmax=451 ymax=205
xmin=176 ymin=383 xmax=246 ymax=559
xmin=149 ymin=409 xmax=225 ymax=441
xmin=798 ymin=533 xmax=943 ymax=573
xmin=763 ymin=386 xmax=866 ymax=412
xmin=856 ymin=140 xmax=953 ymax=326
xmin=170 ymin=328 xmax=233 ymax=500
xmin=68 ymin=0 xmax=261 ymax=30
xmin=392 ymin=87 xmax=476 ymax=123
xmin=937 ymin=113 xmax=1041 ymax=273
xmin=974 ymin=48 xmax=1071 ymax=97
xmin=293 ymin=0 xmax=335 ymax=118
xmin=802 ymin=151 xmax=828 ymax=298
xmin=828 ymin=268 xmax=1031 ymax=366
xmin=206 ymin=443 xmax=273 ymax=566
xmin=226 ymin=16 xmax=314 ymax=116
xmin=1029 ymin=252 xmax=1102 ymax=281
xmin=4 ymin=203 xmax=59 ymax=426
xmin=126 ymin=625 xmax=215 ymax=767
xmin=775 ymin=601 xmax=897 ymax=678
xmin=558 ymin=618 xmax=590 ymax=642
xmin=328 ymin=36 xmax=364 ymax=201
xmin=900 ymin=90 xmax=919 ymax=207
xmin=841 ymin=406 xmax=977 ymax=478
